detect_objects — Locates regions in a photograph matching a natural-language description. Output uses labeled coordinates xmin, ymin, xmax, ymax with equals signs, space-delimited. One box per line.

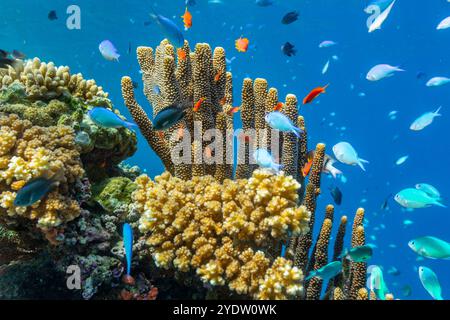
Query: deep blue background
xmin=1 ymin=0 xmax=449 ymax=300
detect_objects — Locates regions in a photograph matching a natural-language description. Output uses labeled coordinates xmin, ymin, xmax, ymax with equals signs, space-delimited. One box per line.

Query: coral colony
xmin=0 ymin=40 xmax=380 ymax=300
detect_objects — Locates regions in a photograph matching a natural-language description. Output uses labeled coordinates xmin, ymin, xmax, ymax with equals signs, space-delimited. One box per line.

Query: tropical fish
xmin=235 ymin=37 xmax=249 ymax=52
xmin=367 ymin=265 xmax=389 ymax=300
xmin=410 ymin=107 xmax=442 ymax=131
xmin=395 ymin=155 xmax=408 ymax=166
xmin=402 ymin=219 xmax=414 ymax=227
xmin=381 ymin=194 xmax=391 ymax=210
xmin=437 ymin=16 xmax=450 ymax=30
xmin=88 ymin=107 xmax=136 ymax=130
xmin=177 ymin=48 xmax=187 ymax=61
xmin=0 ymin=56 xmax=18 ymax=69
xmin=426 ymin=76 xmax=450 ymax=87
xmin=256 ymin=0 xmax=274 ymax=7
xmin=274 ymin=102 xmax=283 ymax=111
xmin=339 ymin=245 xmax=373 ymax=262
xmin=329 ymin=186 xmax=342 ymax=205
xmin=419 ymin=266 xmax=443 ymax=300
xmin=193 ymin=97 xmax=206 ymax=112
xmin=132 ymin=81 xmax=139 ymax=89
xmin=408 ymin=236 xmax=450 ymax=259
xmin=253 ymin=149 xmax=283 ymax=172
xmin=366 ymin=64 xmax=404 ymax=81
xmin=323 ymin=154 xmax=342 ymax=178
xmin=332 ymin=142 xmax=369 ymax=171
xmin=303 ymin=84 xmax=329 ymax=104
xmin=301 ymin=150 xmax=315 ymax=177
xmin=318 ymin=40 xmax=337 ymax=48
xmin=322 ymin=60 xmax=330 ymax=75
xmin=281 ymin=42 xmax=296 ymax=57
xmin=415 ymin=183 xmax=441 ymax=200
xmin=14 ymin=176 xmax=59 ymax=207
xmin=123 ymin=223 xmax=133 ymax=276
xmin=281 ymin=11 xmax=299 ymax=25
xmin=265 ymin=111 xmax=302 ymax=138
xmin=227 ymin=107 xmax=240 ymax=115
xmin=395 ymin=188 xmax=446 ymax=208
xmin=214 ymin=70 xmax=223 ymax=82
xmin=387 ymin=266 xmax=400 ymax=276
xmin=368 ymin=0 xmax=396 ymax=33
xmin=149 ymin=11 xmax=184 ymax=48
xmin=99 ymin=40 xmax=120 ymax=61
xmin=48 ymin=10 xmax=58 ymax=21
xmin=181 ymin=7 xmax=192 ymax=31
xmin=305 ymin=261 xmax=342 ymax=281
xmin=153 ymin=104 xmax=186 ymax=131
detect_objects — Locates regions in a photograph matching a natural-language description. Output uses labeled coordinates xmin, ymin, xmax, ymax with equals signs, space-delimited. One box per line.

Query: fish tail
xmin=357 ymin=158 xmax=369 ymax=171
xmin=330 ymin=167 xmax=342 ymax=179
xmin=292 ymin=126 xmax=303 ymax=138
xmin=125 ymin=121 xmax=138 ymax=130
xmin=323 ymin=83 xmax=330 ymax=91
xmin=304 ymin=271 xmax=316 ymax=281
xmin=433 ymin=200 xmax=447 ymax=208
xmin=272 ymin=163 xmax=284 ymax=172
xmin=434 ymin=106 xmax=442 ymax=116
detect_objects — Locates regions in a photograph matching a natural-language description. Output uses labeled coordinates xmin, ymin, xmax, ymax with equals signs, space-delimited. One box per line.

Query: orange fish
xmin=193 ymin=97 xmax=206 ymax=112
xmin=219 ymin=97 xmax=227 ymax=105
xmin=177 ymin=48 xmax=187 ymax=61
xmin=214 ymin=70 xmax=223 ymax=82
xmin=181 ymin=7 xmax=192 ymax=30
xmin=157 ymin=131 xmax=165 ymax=140
xmin=274 ymin=102 xmax=283 ymax=111
xmin=302 ymin=150 xmax=315 ymax=177
xmin=227 ymin=106 xmax=240 ymax=115
xmin=303 ymin=84 xmax=329 ymax=104
xmin=235 ymin=37 xmax=249 ymax=53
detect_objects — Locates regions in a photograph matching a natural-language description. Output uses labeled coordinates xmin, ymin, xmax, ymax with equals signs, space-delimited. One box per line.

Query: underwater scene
xmin=0 ymin=0 xmax=449 ymax=301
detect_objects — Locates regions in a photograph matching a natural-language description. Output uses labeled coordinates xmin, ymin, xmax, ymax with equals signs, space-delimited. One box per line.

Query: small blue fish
xmin=99 ymin=40 xmax=120 ymax=62
xmin=368 ymin=265 xmax=389 ymax=300
xmin=318 ymin=40 xmax=337 ymax=48
xmin=419 ymin=266 xmax=443 ymax=300
xmin=426 ymin=77 xmax=450 ymax=87
xmin=153 ymin=104 xmax=186 ymax=131
xmin=339 ymin=245 xmax=373 ymax=262
xmin=14 ymin=177 xmax=58 ymax=207
xmin=265 ymin=112 xmax=302 ymax=138
xmin=88 ymin=107 xmax=136 ymax=130
xmin=305 ymin=261 xmax=342 ymax=281
xmin=408 ymin=236 xmax=450 ymax=259
xmin=366 ymin=64 xmax=404 ymax=81
xmin=253 ymin=148 xmax=283 ymax=172
xmin=149 ymin=11 xmax=184 ymax=48
xmin=123 ymin=223 xmax=133 ymax=276
xmin=415 ymin=183 xmax=441 ymax=200
xmin=410 ymin=107 xmax=442 ymax=131
xmin=395 ymin=188 xmax=446 ymax=208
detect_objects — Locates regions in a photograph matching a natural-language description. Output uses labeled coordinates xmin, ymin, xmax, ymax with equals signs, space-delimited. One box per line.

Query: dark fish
xmin=13 ymin=177 xmax=58 ymax=207
xmin=153 ymin=104 xmax=186 ymax=131
xmin=282 ymin=11 xmax=299 ymax=25
xmin=256 ymin=0 xmax=274 ymax=7
xmin=0 ymin=57 xmax=18 ymax=69
xmin=281 ymin=42 xmax=296 ymax=57
xmin=381 ymin=194 xmax=392 ymax=210
xmin=127 ymin=42 xmax=131 ymax=55
xmin=132 ymin=81 xmax=139 ymax=89
xmin=12 ymin=50 xmax=25 ymax=59
xmin=329 ymin=186 xmax=342 ymax=205
xmin=48 ymin=10 xmax=58 ymax=21
xmin=416 ymin=71 xmax=426 ymax=80
xmin=0 ymin=49 xmax=9 ymax=58
xmin=185 ymin=0 xmax=196 ymax=6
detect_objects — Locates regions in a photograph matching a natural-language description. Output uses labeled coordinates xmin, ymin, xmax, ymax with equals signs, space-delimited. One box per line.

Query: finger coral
xmin=133 ymin=169 xmax=310 ymax=299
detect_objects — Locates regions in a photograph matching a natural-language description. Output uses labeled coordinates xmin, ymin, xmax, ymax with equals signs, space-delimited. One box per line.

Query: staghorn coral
xmin=133 ymin=169 xmax=310 ymax=299
xmin=0 ymin=113 xmax=83 ymax=232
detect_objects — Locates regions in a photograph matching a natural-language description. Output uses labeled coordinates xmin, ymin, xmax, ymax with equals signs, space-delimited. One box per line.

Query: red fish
xmin=301 ymin=150 xmax=315 ymax=177
xmin=303 ymin=84 xmax=329 ymax=104
xmin=274 ymin=102 xmax=283 ymax=111
xmin=193 ymin=97 xmax=206 ymax=112
xmin=219 ymin=97 xmax=227 ymax=105
xmin=235 ymin=37 xmax=249 ymax=53
xmin=214 ymin=70 xmax=223 ymax=82
xmin=181 ymin=7 xmax=192 ymax=31
xmin=177 ymin=48 xmax=187 ymax=61
xmin=227 ymin=106 xmax=240 ymax=115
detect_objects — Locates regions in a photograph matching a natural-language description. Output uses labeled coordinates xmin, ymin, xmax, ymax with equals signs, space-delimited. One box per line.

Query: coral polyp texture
xmin=133 ymin=168 xmax=310 ymax=299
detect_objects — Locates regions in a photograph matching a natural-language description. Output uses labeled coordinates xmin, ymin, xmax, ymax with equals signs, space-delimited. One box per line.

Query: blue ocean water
xmin=1 ymin=0 xmax=449 ymax=300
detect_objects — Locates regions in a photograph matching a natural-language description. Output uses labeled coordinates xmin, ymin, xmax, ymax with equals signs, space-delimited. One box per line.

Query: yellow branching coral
xmin=0 ymin=113 xmax=83 ymax=232
xmin=1 ymin=58 xmax=107 ymax=101
xmin=133 ymin=169 xmax=310 ymax=299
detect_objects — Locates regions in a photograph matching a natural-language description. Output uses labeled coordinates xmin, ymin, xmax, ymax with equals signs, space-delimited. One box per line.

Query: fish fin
xmin=125 ymin=121 xmax=138 ymax=130
xmin=357 ymin=158 xmax=368 ymax=171
xmin=395 ymin=66 xmax=406 ymax=72
xmin=271 ymin=163 xmax=284 ymax=172
xmin=330 ymin=167 xmax=342 ymax=179
xmin=292 ymin=126 xmax=303 ymax=138
xmin=323 ymin=83 xmax=330 ymax=91
xmin=434 ymin=106 xmax=442 ymax=116
xmin=433 ymin=201 xmax=447 ymax=208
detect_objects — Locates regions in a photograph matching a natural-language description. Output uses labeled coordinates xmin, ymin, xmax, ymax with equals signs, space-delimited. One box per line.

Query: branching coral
xmin=133 ymin=169 xmax=310 ymax=299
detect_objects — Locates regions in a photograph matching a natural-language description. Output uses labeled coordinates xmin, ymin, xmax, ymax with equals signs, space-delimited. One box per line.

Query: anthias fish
xmin=14 ymin=177 xmax=58 ymax=207
xmin=181 ymin=7 xmax=192 ymax=31
xmin=303 ymin=84 xmax=329 ymax=104
xmin=235 ymin=37 xmax=249 ymax=52
xmin=153 ymin=104 xmax=186 ymax=131
xmin=88 ymin=107 xmax=136 ymax=129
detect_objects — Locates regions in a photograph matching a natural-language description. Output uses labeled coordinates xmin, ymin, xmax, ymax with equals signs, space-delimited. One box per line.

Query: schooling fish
xmin=149 ymin=10 xmax=185 ymax=48
xmin=265 ymin=111 xmax=302 ymax=138
xmin=332 ymin=142 xmax=369 ymax=171
xmin=387 ymin=266 xmax=400 ymax=276
xmin=367 ymin=265 xmax=389 ymax=300
xmin=408 ymin=236 xmax=450 ymax=259
xmin=437 ymin=16 xmax=450 ymax=30
xmin=419 ymin=266 xmax=443 ymax=300
xmin=368 ymin=0 xmax=396 ymax=33
xmin=329 ymin=186 xmax=342 ymax=205
xmin=339 ymin=245 xmax=373 ymax=262
xmin=395 ymin=155 xmax=409 ymax=166
xmin=281 ymin=11 xmax=299 ymax=25
xmin=395 ymin=188 xmax=446 ymax=208
xmin=322 ymin=60 xmax=330 ymax=75
xmin=181 ymin=7 xmax=192 ymax=31
xmin=426 ymin=76 xmax=450 ymax=87
xmin=366 ymin=64 xmax=404 ymax=81
xmin=281 ymin=42 xmax=296 ymax=57
xmin=123 ymin=223 xmax=133 ymax=276
xmin=235 ymin=37 xmax=249 ymax=52
xmin=303 ymin=84 xmax=329 ymax=104
xmin=318 ymin=40 xmax=337 ymax=48
xmin=415 ymin=183 xmax=441 ymax=200
xmin=305 ymin=261 xmax=342 ymax=281
xmin=88 ymin=107 xmax=136 ymax=130
xmin=99 ymin=40 xmax=120 ymax=62
xmin=410 ymin=107 xmax=441 ymax=131
xmin=14 ymin=177 xmax=59 ymax=207
xmin=323 ymin=154 xmax=342 ymax=178
xmin=153 ymin=104 xmax=186 ymax=131
xmin=253 ymin=149 xmax=283 ymax=172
